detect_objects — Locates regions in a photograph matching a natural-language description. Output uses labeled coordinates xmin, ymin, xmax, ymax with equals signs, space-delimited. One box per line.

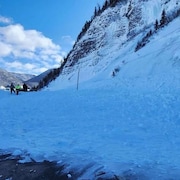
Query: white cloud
xmin=0 ymin=15 xmax=13 ymax=24
xmin=4 ymin=60 xmax=48 ymax=75
xmin=0 ymin=22 xmax=65 ymax=75
xmin=0 ymin=42 xmax=11 ymax=56
xmin=0 ymin=24 xmax=61 ymax=55
xmin=5 ymin=61 xmax=35 ymax=70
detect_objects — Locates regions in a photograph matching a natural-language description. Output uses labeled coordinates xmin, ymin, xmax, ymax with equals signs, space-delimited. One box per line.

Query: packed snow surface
xmin=1 ymin=85 xmax=180 ymax=179
xmin=1 ymin=11 xmax=180 ymax=180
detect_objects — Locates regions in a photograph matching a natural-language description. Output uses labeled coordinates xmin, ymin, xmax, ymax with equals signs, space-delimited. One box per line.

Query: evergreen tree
xmin=148 ymin=29 xmax=152 ymax=36
xmin=94 ymin=6 xmax=98 ymax=17
xmin=160 ymin=9 xmax=167 ymax=27
xmin=97 ymin=3 xmax=101 ymax=14
xmin=102 ymin=0 xmax=109 ymax=11
xmin=154 ymin=19 xmax=159 ymax=31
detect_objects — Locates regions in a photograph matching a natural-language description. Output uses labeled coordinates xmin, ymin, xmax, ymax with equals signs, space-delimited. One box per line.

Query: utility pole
xmin=77 ymin=68 xmax=80 ymax=90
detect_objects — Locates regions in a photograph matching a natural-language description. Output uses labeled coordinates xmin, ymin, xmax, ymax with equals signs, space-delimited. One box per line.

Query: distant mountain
xmin=0 ymin=68 xmax=35 ymax=88
xmin=25 ymin=69 xmax=53 ymax=88
xmin=0 ymin=67 xmax=57 ymax=90
xmin=11 ymin=72 xmax=35 ymax=82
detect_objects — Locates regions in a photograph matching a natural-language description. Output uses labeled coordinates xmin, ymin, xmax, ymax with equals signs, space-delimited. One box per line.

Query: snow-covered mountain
xmin=0 ymin=68 xmax=34 ymax=88
xmin=49 ymin=0 xmax=180 ymax=91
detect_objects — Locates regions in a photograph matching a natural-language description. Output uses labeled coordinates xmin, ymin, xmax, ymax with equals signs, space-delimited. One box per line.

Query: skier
xmin=10 ymin=83 xmax=15 ymax=94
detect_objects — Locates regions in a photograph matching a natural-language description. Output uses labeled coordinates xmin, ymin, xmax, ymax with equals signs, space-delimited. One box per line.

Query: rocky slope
xmin=52 ymin=0 xmax=180 ymax=89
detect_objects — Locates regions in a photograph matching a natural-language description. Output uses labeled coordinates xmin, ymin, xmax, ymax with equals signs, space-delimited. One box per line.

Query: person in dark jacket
xmin=23 ymin=83 xmax=28 ymax=91
xmin=10 ymin=83 xmax=15 ymax=94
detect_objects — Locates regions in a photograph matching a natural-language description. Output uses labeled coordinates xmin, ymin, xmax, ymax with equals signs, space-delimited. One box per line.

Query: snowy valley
xmin=1 ymin=0 xmax=180 ymax=179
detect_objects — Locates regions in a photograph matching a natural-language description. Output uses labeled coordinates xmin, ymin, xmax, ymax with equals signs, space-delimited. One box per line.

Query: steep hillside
xmin=49 ymin=0 xmax=180 ymax=91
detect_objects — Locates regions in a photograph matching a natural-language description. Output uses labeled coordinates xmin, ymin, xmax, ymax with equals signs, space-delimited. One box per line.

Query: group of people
xmin=10 ymin=83 xmax=28 ymax=95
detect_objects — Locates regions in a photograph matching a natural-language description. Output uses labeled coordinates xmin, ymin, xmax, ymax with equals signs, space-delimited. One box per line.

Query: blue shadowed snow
xmin=0 ymin=88 xmax=180 ymax=179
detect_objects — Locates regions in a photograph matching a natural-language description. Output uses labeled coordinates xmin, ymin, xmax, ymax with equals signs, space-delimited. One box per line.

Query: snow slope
xmin=1 ymin=1 xmax=180 ymax=179
xmin=49 ymin=16 xmax=180 ymax=92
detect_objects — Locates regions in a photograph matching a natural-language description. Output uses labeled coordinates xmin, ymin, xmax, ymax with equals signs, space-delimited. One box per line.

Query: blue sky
xmin=0 ymin=0 xmax=104 ymax=75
